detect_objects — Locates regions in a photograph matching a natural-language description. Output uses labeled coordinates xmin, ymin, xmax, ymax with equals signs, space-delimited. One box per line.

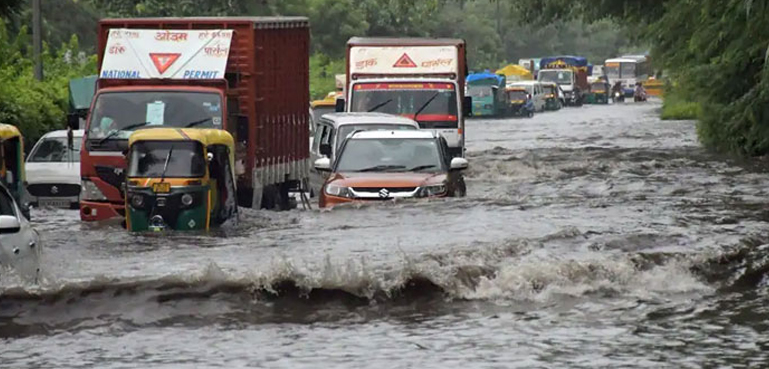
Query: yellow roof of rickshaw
xmin=310 ymin=91 xmax=339 ymax=108
xmin=495 ymin=64 xmax=534 ymax=80
xmin=0 ymin=124 xmax=22 ymax=140
xmin=128 ymin=128 xmax=234 ymax=148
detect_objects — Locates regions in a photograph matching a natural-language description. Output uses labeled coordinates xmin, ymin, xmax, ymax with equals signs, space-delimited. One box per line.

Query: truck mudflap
xmin=80 ymin=200 xmax=124 ymax=221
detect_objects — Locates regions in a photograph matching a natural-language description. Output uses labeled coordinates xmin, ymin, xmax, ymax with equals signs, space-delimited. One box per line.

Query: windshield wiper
xmin=159 ymin=144 xmax=174 ymax=182
xmin=408 ymin=164 xmax=437 ymax=171
xmin=413 ymin=92 xmax=440 ymax=122
xmin=367 ymin=99 xmax=393 ymax=112
xmin=356 ymin=164 xmax=406 ymax=172
xmin=97 ymin=121 xmax=151 ymax=145
xmin=184 ymin=117 xmax=212 ymax=128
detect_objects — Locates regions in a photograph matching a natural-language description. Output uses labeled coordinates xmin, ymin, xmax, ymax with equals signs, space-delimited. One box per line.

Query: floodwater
xmin=3 ymin=101 xmax=769 ymax=368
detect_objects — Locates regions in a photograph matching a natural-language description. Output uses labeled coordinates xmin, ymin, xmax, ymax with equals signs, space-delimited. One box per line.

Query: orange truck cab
xmin=75 ymin=17 xmax=310 ymax=221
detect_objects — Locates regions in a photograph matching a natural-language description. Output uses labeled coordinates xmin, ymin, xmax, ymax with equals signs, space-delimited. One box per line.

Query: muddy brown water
xmin=2 ymin=101 xmax=769 ymax=368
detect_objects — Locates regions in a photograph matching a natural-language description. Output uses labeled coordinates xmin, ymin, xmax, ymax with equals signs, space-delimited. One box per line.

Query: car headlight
xmin=181 ymin=193 xmax=194 ymax=207
xmin=81 ymin=179 xmax=107 ymax=201
xmin=419 ymin=184 xmax=447 ymax=197
xmin=325 ymin=184 xmax=352 ymax=198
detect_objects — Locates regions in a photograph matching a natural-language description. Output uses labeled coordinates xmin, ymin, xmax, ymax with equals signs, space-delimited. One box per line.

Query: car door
xmin=309 ymin=121 xmax=334 ymax=196
xmin=0 ymin=185 xmax=39 ymax=280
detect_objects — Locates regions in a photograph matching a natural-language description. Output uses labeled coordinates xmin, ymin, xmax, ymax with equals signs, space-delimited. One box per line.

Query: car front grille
xmin=27 ymin=183 xmax=81 ymax=197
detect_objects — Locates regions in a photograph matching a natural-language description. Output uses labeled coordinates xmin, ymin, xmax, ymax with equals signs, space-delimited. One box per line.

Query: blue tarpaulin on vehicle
xmin=539 ymin=56 xmax=589 ymax=70
xmin=466 ymin=72 xmax=504 ymax=85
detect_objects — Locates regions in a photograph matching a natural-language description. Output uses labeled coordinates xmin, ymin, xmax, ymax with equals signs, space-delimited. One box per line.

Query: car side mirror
xmin=314 ymin=157 xmax=331 ymax=171
xmin=319 ymin=143 xmax=332 ymax=157
xmin=67 ymin=113 xmax=80 ymax=130
xmin=0 ymin=215 xmax=21 ymax=234
xmin=463 ymin=96 xmax=472 ymax=117
xmin=236 ymin=115 xmax=249 ymax=143
xmin=450 ymin=157 xmax=469 ymax=171
xmin=335 ymin=98 xmax=345 ymax=113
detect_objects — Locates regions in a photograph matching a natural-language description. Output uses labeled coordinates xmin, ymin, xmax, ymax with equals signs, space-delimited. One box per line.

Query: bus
xmin=604 ymin=55 xmax=651 ymax=96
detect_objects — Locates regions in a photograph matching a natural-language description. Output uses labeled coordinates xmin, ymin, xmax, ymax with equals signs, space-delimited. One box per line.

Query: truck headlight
xmin=325 ymin=184 xmax=352 ymax=198
xmin=419 ymin=184 xmax=446 ymax=197
xmin=81 ymin=179 xmax=107 ymax=201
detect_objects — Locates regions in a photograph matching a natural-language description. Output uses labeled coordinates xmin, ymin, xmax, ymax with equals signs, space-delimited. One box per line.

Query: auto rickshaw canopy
xmin=0 ymin=124 xmax=22 ymax=141
xmin=129 ymin=128 xmax=235 ymax=173
xmin=496 ymin=64 xmax=534 ymax=81
xmin=310 ymin=91 xmax=340 ymax=108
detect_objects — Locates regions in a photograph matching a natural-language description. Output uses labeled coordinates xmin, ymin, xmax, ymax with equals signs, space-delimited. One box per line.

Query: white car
xmin=0 ymin=183 xmax=41 ymax=282
xmin=25 ymin=130 xmax=83 ymax=209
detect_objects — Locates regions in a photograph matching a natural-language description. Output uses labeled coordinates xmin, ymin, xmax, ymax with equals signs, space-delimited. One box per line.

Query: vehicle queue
xmin=0 ymin=17 xmax=658 ymax=282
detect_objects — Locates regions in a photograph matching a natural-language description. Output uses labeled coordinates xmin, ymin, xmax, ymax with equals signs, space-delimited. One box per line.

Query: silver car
xmin=0 ymin=183 xmax=41 ymax=283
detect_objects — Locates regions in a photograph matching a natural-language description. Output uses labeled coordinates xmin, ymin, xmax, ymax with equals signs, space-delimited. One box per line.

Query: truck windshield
xmin=336 ymin=138 xmax=443 ymax=173
xmin=539 ymin=70 xmax=573 ymax=85
xmin=28 ymin=137 xmax=82 ymax=163
xmin=468 ymin=86 xmax=493 ymax=98
xmin=350 ymin=83 xmax=458 ymax=128
xmin=88 ymin=91 xmax=223 ymax=140
xmin=128 ymin=141 xmax=205 ymax=178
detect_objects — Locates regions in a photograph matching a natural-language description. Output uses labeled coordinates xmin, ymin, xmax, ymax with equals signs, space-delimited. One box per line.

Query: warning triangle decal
xmin=149 ymin=53 xmax=181 ymax=74
xmin=393 ymin=53 xmax=417 ymax=68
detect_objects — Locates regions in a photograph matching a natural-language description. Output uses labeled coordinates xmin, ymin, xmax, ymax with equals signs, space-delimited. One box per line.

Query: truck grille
xmin=27 ymin=184 xmax=81 ymax=197
xmin=352 ymin=187 xmax=417 ymax=193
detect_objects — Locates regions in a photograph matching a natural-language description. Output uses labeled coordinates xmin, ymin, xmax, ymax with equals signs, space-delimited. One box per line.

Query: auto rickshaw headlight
xmin=181 ymin=193 xmax=194 ymax=207
xmin=131 ymin=194 xmax=144 ymax=208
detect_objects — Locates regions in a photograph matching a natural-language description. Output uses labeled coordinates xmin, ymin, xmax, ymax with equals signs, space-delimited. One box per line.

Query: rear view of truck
xmin=342 ymin=38 xmax=469 ymax=157
xmin=79 ymin=17 xmax=310 ymax=221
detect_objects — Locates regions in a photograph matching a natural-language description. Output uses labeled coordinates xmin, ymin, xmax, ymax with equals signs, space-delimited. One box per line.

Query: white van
xmin=510 ymin=81 xmax=546 ymax=112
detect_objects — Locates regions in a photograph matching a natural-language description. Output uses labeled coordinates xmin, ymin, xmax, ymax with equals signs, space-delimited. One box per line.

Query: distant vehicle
xmin=505 ymin=87 xmax=535 ymax=117
xmin=509 ymin=81 xmax=547 ymax=112
xmin=538 ymin=56 xmax=590 ymax=106
xmin=604 ymin=56 xmax=651 ymax=97
xmin=341 ymin=37 xmax=470 ymax=158
xmin=540 ymin=82 xmax=563 ymax=110
xmin=0 ymin=182 xmax=41 ymax=283
xmin=466 ymin=72 xmax=507 ymax=117
xmin=313 ymin=130 xmax=468 ymax=208
xmin=310 ymin=112 xmax=420 ymax=197
xmin=26 ymin=130 xmax=83 ymax=209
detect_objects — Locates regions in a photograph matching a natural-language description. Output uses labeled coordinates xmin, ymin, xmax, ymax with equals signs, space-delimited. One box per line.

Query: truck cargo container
xmin=340 ymin=37 xmax=470 ymax=157
xmin=74 ymin=17 xmax=310 ymax=221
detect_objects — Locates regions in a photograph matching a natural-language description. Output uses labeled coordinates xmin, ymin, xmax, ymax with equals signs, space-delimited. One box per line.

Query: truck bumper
xmin=80 ymin=200 xmax=124 ymax=221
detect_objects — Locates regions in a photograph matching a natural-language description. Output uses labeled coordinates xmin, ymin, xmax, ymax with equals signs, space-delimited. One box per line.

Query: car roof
xmin=41 ymin=129 xmax=85 ymax=138
xmin=319 ymin=113 xmax=420 ymax=128
xmin=350 ymin=130 xmax=436 ymax=140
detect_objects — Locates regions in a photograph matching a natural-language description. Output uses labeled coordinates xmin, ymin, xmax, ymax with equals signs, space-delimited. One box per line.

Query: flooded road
xmin=3 ymin=101 xmax=769 ymax=368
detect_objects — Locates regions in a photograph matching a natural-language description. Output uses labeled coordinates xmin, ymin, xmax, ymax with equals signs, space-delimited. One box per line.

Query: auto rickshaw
xmin=125 ymin=128 xmax=237 ymax=232
xmin=587 ymin=81 xmax=611 ymax=104
xmin=505 ymin=87 xmax=535 ymax=118
xmin=0 ymin=124 xmax=29 ymax=219
xmin=541 ymin=82 xmax=562 ymax=111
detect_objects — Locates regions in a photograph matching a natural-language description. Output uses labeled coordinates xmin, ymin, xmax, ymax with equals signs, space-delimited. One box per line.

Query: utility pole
xmin=496 ymin=0 xmax=502 ymax=40
xmin=32 ymin=0 xmax=43 ymax=81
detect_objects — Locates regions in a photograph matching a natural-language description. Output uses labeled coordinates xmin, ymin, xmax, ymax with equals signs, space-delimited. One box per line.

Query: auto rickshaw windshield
xmin=128 ymin=141 xmax=206 ymax=178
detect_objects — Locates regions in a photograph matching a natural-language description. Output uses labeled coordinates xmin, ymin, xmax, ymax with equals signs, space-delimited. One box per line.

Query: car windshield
xmin=539 ymin=70 xmax=573 ymax=84
xmin=337 ymin=124 xmax=417 ymax=149
xmin=336 ymin=138 xmax=443 ymax=173
xmin=350 ymin=83 xmax=458 ymax=119
xmin=128 ymin=141 xmax=205 ymax=178
xmin=28 ymin=136 xmax=82 ymax=163
xmin=508 ymin=90 xmax=527 ymax=100
xmin=88 ymin=91 xmax=222 ymax=140
xmin=468 ymin=86 xmax=493 ymax=98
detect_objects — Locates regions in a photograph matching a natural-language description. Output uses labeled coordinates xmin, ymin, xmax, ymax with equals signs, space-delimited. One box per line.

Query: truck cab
xmin=341 ymin=37 xmax=470 ymax=158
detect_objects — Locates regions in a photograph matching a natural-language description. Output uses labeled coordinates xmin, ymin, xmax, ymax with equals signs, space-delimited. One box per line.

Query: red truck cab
xmin=78 ymin=18 xmax=310 ymax=221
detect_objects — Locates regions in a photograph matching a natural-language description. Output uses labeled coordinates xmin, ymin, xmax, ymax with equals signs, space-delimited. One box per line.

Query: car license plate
xmin=39 ymin=199 xmax=70 ymax=208
xmin=152 ymin=182 xmax=171 ymax=193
